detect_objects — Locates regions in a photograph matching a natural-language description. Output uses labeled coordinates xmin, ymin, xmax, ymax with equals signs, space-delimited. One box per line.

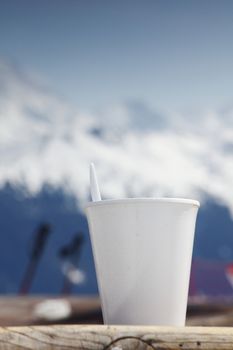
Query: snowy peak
xmin=1 ymin=59 xmax=233 ymax=214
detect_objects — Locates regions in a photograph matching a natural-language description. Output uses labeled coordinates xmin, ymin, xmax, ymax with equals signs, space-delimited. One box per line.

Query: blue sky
xmin=1 ymin=0 xmax=233 ymax=112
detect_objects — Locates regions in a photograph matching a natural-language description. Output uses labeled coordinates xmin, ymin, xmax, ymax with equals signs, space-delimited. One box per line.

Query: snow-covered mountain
xmin=1 ymin=59 xmax=233 ymax=214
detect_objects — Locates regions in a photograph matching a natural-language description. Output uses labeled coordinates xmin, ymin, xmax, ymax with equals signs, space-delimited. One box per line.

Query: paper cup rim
xmin=85 ymin=197 xmax=200 ymax=209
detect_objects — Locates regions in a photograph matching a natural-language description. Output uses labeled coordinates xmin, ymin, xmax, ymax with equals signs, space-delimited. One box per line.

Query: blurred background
xmin=1 ymin=0 xmax=233 ymax=325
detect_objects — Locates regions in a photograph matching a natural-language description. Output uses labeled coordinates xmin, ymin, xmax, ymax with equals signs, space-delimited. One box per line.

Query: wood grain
xmin=0 ymin=325 xmax=233 ymax=350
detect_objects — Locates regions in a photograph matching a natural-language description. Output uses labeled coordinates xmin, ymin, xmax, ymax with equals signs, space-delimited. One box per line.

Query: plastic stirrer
xmin=90 ymin=163 xmax=101 ymax=202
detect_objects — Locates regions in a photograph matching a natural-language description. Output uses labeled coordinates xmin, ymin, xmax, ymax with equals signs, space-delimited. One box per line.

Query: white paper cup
xmin=85 ymin=198 xmax=199 ymax=326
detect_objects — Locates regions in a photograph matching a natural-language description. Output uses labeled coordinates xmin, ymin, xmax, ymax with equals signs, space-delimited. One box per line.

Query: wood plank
xmin=0 ymin=325 xmax=233 ymax=349
xmin=1 ymin=297 xmax=233 ymax=327
xmin=0 ymin=296 xmax=102 ymax=326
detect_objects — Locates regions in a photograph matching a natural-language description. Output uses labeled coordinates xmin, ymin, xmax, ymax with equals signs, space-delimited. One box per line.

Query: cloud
xmin=1 ymin=59 xmax=233 ymax=214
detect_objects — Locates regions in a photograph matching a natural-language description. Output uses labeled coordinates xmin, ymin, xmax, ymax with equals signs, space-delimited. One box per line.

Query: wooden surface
xmin=0 ymin=325 xmax=233 ymax=349
xmin=1 ymin=297 xmax=233 ymax=326
xmin=187 ymin=301 xmax=233 ymax=326
xmin=0 ymin=296 xmax=102 ymax=326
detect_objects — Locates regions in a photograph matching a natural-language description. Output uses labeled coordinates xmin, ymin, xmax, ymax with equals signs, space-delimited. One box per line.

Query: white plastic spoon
xmin=90 ymin=163 xmax=101 ymax=202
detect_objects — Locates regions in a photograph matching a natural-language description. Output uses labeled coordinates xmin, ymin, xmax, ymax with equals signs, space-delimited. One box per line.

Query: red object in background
xmin=226 ymin=263 xmax=233 ymax=275
xmin=225 ymin=263 xmax=233 ymax=289
xmin=189 ymin=258 xmax=233 ymax=297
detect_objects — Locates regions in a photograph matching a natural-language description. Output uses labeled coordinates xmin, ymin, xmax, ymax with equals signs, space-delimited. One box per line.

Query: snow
xmin=1 ymin=59 xmax=233 ymax=214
